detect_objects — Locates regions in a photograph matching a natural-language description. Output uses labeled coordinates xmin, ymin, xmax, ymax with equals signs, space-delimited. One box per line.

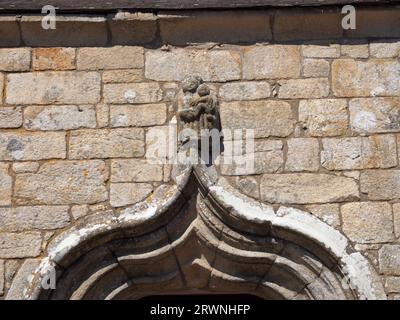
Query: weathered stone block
xmin=370 ymin=41 xmax=400 ymax=58
xmin=163 ymin=83 xmax=179 ymax=102
xmin=278 ymin=78 xmax=330 ymax=99
xmin=220 ymin=141 xmax=284 ymax=175
xmin=394 ymin=204 xmax=400 ymax=239
xmin=0 ymin=206 xmax=70 ymax=232
xmin=321 ymin=135 xmax=397 ymax=170
xmin=254 ymin=141 xmax=284 ymax=174
xmin=305 ymin=204 xmax=340 ymax=227
xmin=32 ymin=48 xmax=76 ymax=71
xmin=111 ymin=159 xmax=163 ymax=182
xmin=21 ymin=15 xmax=108 ymax=47
xmin=102 ymin=69 xmax=143 ymax=83
xmin=77 ymin=46 xmax=144 ymax=70
xmin=273 ymin=9 xmax=342 ymax=41
xmin=398 ymin=135 xmax=400 ymax=164
xmin=103 ymin=83 xmax=162 ymax=104
xmin=6 ymin=72 xmax=101 ymax=105
xmin=220 ymin=101 xmax=295 ymax=138
xmin=302 ymin=44 xmax=340 ymax=58
xmin=110 ymin=104 xmax=167 ymax=127
xmin=88 ymin=203 xmax=108 ymax=213
xmin=0 ymin=163 xmax=11 ymax=206
xmin=299 ymin=99 xmax=348 ymax=137
xmin=108 ymin=12 xmax=157 ymax=45
xmin=71 ymin=205 xmax=89 ymax=220
xmin=379 ymin=245 xmax=400 ymax=275
xmin=12 ymin=162 xmax=39 ymax=174
xmin=0 ymin=16 xmax=21 ymax=47
xmin=6 ymin=259 xmax=40 ymax=299
xmin=0 ymin=107 xmax=22 ymax=128
xmin=385 ymin=277 xmax=400 ymax=293
xmin=342 ymin=202 xmax=394 ymax=243
xmin=219 ymin=139 xmax=249 ymax=158
xmin=342 ymin=171 xmax=360 ymax=180
xmin=0 ymin=132 xmax=66 ymax=161
xmin=361 ymin=170 xmax=400 ymax=200
xmin=332 ymin=59 xmax=400 ymax=97
xmin=24 ymin=105 xmax=97 ymax=130
xmin=243 ymin=45 xmax=300 ymax=80
xmin=14 ymin=160 xmax=108 ymax=205
xmin=223 ymin=151 xmax=283 ymax=176
xmin=145 ymin=126 xmax=175 ymax=164
xmin=163 ymin=164 xmax=172 ymax=183
xmin=110 ymin=183 xmax=153 ymax=207
xmin=302 ymin=59 xmax=330 ymax=77
xmin=260 ymin=173 xmax=359 ymax=204
xmin=0 ymin=48 xmax=30 ymax=71
xmin=234 ymin=176 xmax=260 ymax=199
xmin=145 ymin=49 xmax=241 ymax=82
xmin=69 ymin=128 xmax=144 ymax=159
xmin=286 ymin=138 xmax=320 ymax=172
xmin=220 ymin=81 xmax=271 ymax=101
xmin=0 ymin=232 xmax=42 ymax=259
xmin=159 ymin=10 xmax=271 ymax=45
xmin=0 ymin=259 xmax=3 ymax=295
xmin=0 ymin=73 xmax=3 ymax=102
xmin=3 ymin=260 xmax=20 ymax=288
xmin=96 ymin=104 xmax=109 ymax=128
xmin=341 ymin=44 xmax=369 ymax=58
xmin=350 ymin=98 xmax=400 ymax=134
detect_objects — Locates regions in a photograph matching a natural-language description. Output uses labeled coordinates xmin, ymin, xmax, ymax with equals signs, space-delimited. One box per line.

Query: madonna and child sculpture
xmin=176 ymin=76 xmax=221 ymax=165
xmin=178 ymin=76 xmax=220 ymax=143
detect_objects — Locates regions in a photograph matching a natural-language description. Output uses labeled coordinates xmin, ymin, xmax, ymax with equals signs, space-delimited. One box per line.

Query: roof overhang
xmin=1 ymin=0 xmax=399 ymax=13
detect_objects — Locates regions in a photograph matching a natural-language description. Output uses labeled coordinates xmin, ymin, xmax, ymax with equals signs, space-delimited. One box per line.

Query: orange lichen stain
xmin=32 ymin=48 xmax=76 ymax=71
xmin=82 ymin=169 xmax=89 ymax=177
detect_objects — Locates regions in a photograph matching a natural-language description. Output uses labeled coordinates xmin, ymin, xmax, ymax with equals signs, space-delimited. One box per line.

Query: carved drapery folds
xmin=177 ymin=76 xmax=220 ymax=159
xmin=178 ymin=76 xmax=219 ymax=131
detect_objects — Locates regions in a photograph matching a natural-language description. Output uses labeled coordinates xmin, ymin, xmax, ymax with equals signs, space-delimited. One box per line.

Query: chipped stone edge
xmin=6 ymin=164 xmax=386 ymax=300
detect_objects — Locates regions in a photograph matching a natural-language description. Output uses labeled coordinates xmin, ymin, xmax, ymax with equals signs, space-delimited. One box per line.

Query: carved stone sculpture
xmin=178 ymin=76 xmax=220 ymax=148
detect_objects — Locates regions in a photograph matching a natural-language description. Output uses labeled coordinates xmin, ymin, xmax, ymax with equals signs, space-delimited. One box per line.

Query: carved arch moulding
xmin=7 ymin=76 xmax=386 ymax=300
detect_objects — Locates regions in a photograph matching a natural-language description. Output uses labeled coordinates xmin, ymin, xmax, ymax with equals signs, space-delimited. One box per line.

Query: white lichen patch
xmin=48 ymin=222 xmax=111 ymax=262
xmin=119 ymin=205 xmax=158 ymax=223
xmin=353 ymin=111 xmax=377 ymax=132
xmin=123 ymin=89 xmax=137 ymax=103
xmin=276 ymin=206 xmax=348 ymax=259
xmin=342 ymin=252 xmax=386 ymax=300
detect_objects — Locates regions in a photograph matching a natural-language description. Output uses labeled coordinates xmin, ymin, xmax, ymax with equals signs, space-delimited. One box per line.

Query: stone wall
xmin=0 ymin=8 xmax=400 ymax=299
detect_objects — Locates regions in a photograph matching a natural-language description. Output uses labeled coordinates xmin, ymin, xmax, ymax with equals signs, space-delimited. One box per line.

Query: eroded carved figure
xmin=178 ymin=75 xmax=220 ymax=136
